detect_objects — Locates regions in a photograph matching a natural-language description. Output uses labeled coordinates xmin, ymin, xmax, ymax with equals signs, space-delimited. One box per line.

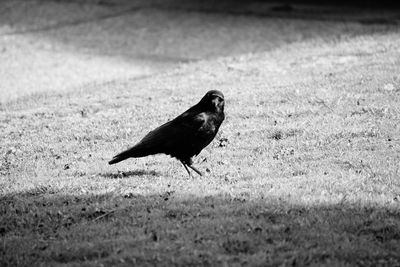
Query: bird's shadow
xmin=99 ymin=169 xmax=159 ymax=179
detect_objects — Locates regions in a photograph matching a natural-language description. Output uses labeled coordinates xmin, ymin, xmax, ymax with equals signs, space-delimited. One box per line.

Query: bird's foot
xmin=180 ymin=161 xmax=202 ymax=177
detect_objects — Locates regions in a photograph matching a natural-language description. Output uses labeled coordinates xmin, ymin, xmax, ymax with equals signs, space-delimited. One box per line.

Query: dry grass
xmin=1 ymin=2 xmax=400 ymax=266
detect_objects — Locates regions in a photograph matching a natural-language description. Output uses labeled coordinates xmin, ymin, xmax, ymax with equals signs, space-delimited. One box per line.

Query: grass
xmin=1 ymin=5 xmax=400 ymax=266
xmin=1 ymin=0 xmax=397 ymax=102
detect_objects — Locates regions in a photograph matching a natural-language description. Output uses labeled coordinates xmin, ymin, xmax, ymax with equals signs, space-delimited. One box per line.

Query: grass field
xmin=1 ymin=1 xmax=400 ymax=266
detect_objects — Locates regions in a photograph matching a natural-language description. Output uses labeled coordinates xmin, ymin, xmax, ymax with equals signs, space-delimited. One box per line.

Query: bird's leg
xmin=188 ymin=164 xmax=203 ymax=176
xmin=181 ymin=161 xmax=192 ymax=177
xmin=185 ymin=158 xmax=202 ymax=176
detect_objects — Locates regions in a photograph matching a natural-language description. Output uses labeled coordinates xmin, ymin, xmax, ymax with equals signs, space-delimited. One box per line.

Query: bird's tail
xmin=108 ymin=149 xmax=134 ymax=165
xmin=108 ymin=145 xmax=150 ymax=165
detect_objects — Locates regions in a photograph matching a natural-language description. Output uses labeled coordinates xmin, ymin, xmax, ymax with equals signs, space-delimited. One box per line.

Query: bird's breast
xmin=200 ymin=115 xmax=223 ymax=137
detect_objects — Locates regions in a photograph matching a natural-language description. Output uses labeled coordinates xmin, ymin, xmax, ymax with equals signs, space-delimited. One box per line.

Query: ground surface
xmin=1 ymin=1 xmax=400 ymax=266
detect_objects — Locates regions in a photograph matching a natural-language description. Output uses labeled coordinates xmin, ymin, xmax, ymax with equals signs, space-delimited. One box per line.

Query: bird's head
xmin=200 ymin=90 xmax=225 ymax=113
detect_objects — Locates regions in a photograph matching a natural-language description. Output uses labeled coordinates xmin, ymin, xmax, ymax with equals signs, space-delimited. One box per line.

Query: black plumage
xmin=109 ymin=90 xmax=225 ymax=176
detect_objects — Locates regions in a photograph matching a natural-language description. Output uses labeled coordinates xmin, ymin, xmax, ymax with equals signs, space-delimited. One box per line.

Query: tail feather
xmin=109 ymin=151 xmax=129 ymax=165
xmin=108 ymin=144 xmax=153 ymax=165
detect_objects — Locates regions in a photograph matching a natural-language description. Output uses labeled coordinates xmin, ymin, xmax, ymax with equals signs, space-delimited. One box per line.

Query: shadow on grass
xmin=1 ymin=191 xmax=400 ymax=266
xmin=99 ymin=169 xmax=160 ymax=179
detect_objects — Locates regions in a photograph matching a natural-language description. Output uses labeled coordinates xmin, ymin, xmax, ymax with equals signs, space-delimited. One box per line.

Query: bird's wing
xmin=133 ymin=112 xmax=206 ymax=154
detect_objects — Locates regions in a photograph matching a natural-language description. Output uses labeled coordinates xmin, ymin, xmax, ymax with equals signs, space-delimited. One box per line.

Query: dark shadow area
xmin=99 ymin=169 xmax=160 ymax=179
xmin=3 ymin=0 xmax=400 ymax=37
xmin=1 ymin=191 xmax=400 ymax=266
xmin=52 ymin=0 xmax=400 ymax=9
xmin=1 ymin=0 xmax=399 ymax=38
xmin=146 ymin=0 xmax=400 ymax=23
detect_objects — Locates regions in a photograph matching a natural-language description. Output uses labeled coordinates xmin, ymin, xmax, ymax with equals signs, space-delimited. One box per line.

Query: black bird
xmin=109 ymin=90 xmax=225 ymax=176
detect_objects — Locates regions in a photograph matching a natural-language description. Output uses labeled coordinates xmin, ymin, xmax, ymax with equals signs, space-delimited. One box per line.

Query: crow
xmin=109 ymin=90 xmax=225 ymax=176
